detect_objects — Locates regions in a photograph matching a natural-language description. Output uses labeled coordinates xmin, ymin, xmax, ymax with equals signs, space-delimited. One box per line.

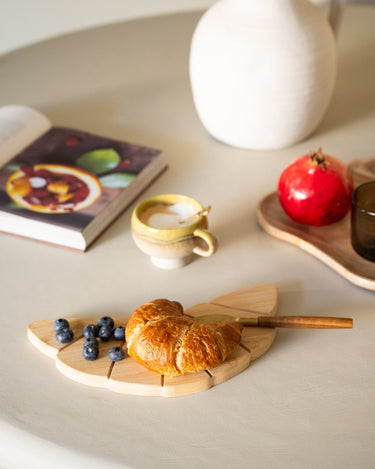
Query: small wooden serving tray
xmin=257 ymin=157 xmax=375 ymax=291
xmin=28 ymin=284 xmax=278 ymax=397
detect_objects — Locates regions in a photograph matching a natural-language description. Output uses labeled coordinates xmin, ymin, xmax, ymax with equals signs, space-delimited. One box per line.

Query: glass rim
xmin=352 ymin=181 xmax=375 ymax=215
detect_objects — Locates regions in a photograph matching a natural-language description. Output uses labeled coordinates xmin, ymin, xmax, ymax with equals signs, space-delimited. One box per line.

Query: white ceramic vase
xmin=189 ymin=0 xmax=338 ymax=150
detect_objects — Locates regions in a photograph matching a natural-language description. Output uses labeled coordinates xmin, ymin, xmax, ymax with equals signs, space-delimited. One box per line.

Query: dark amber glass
xmin=351 ymin=181 xmax=375 ymax=262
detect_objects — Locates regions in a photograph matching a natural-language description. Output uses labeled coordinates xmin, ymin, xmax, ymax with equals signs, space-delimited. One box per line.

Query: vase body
xmin=189 ymin=0 xmax=337 ymax=150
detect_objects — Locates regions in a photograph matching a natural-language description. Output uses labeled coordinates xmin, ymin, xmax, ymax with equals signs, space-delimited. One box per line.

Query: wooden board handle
xmin=256 ymin=316 xmax=353 ymax=329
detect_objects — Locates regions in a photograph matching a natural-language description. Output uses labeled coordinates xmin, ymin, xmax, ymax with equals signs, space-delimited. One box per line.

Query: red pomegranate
xmin=277 ymin=148 xmax=353 ymax=226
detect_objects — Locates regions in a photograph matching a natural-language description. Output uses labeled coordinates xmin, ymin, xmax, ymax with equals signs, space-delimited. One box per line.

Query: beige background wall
xmin=0 ymin=0 xmax=372 ymax=55
xmin=0 ymin=0 xmax=215 ymax=55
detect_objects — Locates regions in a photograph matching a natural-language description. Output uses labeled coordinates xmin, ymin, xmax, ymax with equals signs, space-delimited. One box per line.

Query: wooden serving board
xmin=28 ymin=283 xmax=278 ymax=397
xmin=257 ymin=158 xmax=375 ymax=291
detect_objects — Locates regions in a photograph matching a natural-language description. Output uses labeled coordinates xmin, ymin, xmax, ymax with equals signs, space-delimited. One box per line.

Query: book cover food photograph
xmin=0 ymin=106 xmax=166 ymax=250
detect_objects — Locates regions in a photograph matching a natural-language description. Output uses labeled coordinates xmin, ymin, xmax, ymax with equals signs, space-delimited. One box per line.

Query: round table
xmin=0 ymin=6 xmax=375 ymax=469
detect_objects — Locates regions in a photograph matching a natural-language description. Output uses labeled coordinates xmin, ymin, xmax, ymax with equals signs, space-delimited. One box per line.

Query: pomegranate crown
xmin=309 ymin=147 xmax=329 ymax=170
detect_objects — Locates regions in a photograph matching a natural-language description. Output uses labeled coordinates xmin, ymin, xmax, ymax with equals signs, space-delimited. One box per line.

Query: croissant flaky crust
xmin=125 ymin=298 xmax=243 ymax=376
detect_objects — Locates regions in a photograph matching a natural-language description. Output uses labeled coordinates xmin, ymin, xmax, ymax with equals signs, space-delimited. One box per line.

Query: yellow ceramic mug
xmin=131 ymin=194 xmax=218 ymax=269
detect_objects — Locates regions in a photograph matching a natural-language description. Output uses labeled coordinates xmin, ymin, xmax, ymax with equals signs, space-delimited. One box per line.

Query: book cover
xmin=0 ymin=125 xmax=166 ymax=250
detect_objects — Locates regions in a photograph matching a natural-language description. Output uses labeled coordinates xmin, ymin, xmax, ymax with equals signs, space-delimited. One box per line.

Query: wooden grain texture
xmin=162 ymin=370 xmax=212 ymax=398
xmin=257 ymin=192 xmax=375 ymax=291
xmin=212 ymin=283 xmax=278 ymax=315
xmin=257 ymin=316 xmax=353 ymax=329
xmin=240 ymin=327 xmax=276 ymax=361
xmin=109 ymin=357 xmax=163 ymax=397
xmin=56 ymin=337 xmax=123 ymax=388
xmin=27 ymin=318 xmax=87 ymax=358
xmin=208 ymin=346 xmax=252 ymax=386
xmin=27 ymin=284 xmax=278 ymax=397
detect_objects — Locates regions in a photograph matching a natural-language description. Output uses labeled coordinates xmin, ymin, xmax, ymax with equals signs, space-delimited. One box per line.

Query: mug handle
xmin=193 ymin=229 xmax=218 ymax=257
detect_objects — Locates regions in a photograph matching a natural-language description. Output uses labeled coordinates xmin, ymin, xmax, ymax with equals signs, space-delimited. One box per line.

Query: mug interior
xmin=132 ymin=194 xmax=204 ymax=236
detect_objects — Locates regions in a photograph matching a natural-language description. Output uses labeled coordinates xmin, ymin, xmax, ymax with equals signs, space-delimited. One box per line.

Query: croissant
xmin=125 ymin=298 xmax=243 ymax=376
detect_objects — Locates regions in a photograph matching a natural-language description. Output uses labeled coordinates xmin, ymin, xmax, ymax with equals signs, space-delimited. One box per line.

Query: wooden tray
xmin=28 ymin=283 xmax=278 ymax=397
xmin=257 ymin=157 xmax=375 ymax=291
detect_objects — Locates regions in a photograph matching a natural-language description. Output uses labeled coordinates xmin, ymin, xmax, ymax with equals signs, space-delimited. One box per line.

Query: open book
xmin=0 ymin=105 xmax=167 ymax=251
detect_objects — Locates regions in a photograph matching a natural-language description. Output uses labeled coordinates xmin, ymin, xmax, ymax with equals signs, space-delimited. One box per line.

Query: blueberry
xmin=113 ymin=326 xmax=125 ymax=341
xmin=97 ymin=316 xmax=114 ymax=329
xmin=56 ymin=328 xmax=74 ymax=344
xmin=98 ymin=325 xmax=113 ymax=342
xmin=83 ymin=323 xmax=99 ymax=339
xmin=53 ymin=318 xmax=70 ymax=331
xmin=83 ymin=337 xmax=99 ymax=348
xmin=82 ymin=345 xmax=99 ymax=361
xmin=108 ymin=346 xmax=125 ymax=362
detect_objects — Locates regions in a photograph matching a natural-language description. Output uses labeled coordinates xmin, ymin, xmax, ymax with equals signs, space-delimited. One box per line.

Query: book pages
xmin=0 ymin=105 xmax=51 ymax=165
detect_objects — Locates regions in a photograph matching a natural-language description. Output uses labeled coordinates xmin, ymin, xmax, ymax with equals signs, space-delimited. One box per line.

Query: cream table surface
xmin=0 ymin=6 xmax=374 ymax=469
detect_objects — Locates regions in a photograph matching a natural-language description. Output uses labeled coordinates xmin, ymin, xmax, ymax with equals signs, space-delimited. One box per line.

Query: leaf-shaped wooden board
xmin=28 ymin=284 xmax=277 ymax=397
xmin=257 ymin=158 xmax=375 ymax=291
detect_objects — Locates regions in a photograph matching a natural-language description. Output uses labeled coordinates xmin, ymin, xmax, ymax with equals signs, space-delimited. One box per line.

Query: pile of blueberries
xmin=53 ymin=318 xmax=74 ymax=343
xmin=53 ymin=316 xmax=126 ymax=362
xmin=82 ymin=316 xmax=125 ymax=362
